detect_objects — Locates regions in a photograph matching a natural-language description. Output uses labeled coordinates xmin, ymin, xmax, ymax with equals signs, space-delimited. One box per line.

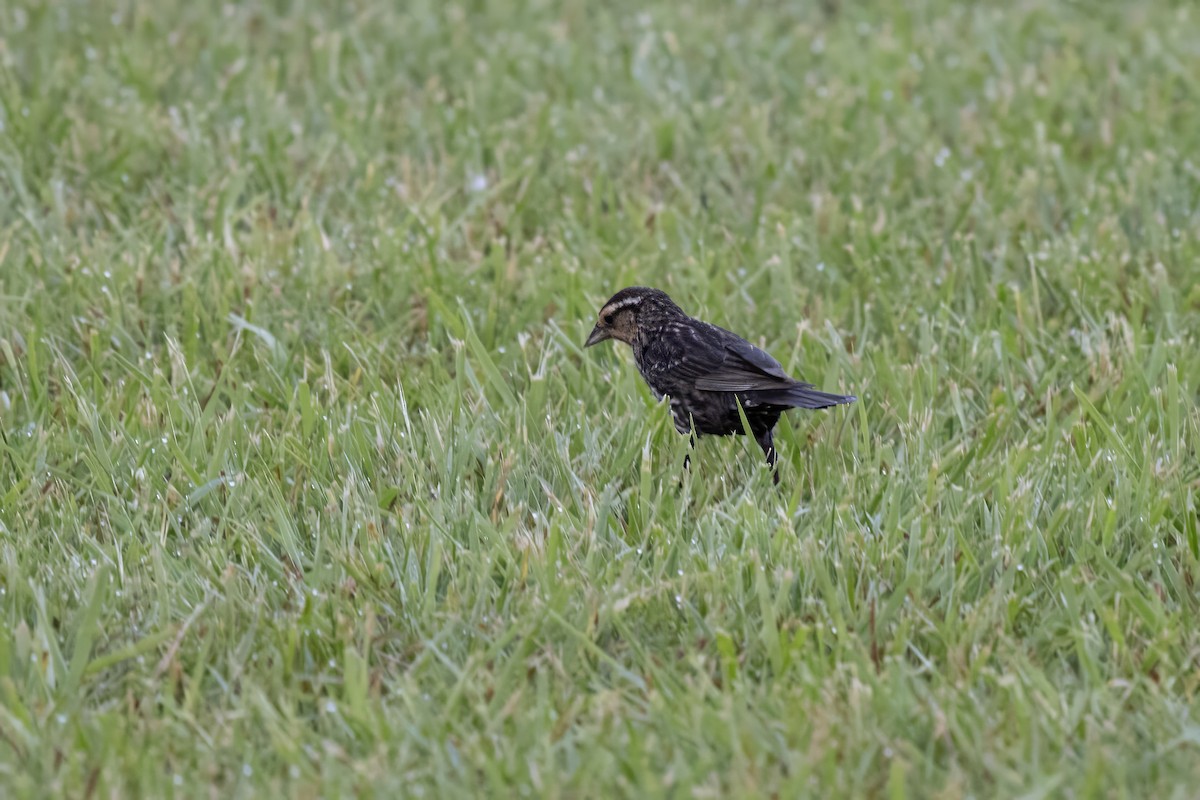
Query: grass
xmin=1 ymin=0 xmax=1199 ymax=795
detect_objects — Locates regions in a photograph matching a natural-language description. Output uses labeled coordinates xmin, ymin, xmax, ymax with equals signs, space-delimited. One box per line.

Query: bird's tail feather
xmin=757 ymin=384 xmax=857 ymax=409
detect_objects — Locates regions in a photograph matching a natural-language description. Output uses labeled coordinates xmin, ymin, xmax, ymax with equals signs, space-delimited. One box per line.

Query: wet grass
xmin=1 ymin=0 xmax=1199 ymax=796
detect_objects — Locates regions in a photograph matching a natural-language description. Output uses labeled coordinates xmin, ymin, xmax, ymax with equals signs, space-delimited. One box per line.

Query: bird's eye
xmin=603 ymin=313 xmax=615 ymax=325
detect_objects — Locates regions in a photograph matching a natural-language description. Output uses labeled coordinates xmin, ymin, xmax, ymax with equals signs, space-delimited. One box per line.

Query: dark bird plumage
xmin=585 ymin=286 xmax=855 ymax=483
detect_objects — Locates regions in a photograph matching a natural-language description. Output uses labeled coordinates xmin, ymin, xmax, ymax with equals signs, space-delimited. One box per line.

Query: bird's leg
xmin=755 ymin=429 xmax=780 ymax=485
xmin=676 ymin=433 xmax=698 ymax=491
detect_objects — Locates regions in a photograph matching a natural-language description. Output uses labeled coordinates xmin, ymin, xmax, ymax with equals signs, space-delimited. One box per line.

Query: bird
xmin=584 ymin=286 xmax=855 ymax=483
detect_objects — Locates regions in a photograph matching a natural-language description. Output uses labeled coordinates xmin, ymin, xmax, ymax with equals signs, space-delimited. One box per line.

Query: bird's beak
xmin=584 ymin=324 xmax=610 ymax=348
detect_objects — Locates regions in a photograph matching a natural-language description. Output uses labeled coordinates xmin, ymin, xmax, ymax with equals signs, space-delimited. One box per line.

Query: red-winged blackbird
xmin=585 ymin=286 xmax=855 ymax=483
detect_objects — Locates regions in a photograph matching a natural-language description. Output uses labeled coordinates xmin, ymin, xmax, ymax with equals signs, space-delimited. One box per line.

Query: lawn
xmin=1 ymin=0 xmax=1199 ymax=796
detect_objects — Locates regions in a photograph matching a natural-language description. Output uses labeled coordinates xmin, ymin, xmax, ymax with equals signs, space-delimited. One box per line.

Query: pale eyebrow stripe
xmin=600 ymin=296 xmax=643 ymax=317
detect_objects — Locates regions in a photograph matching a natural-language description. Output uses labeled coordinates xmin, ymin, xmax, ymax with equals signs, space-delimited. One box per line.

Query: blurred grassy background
xmin=1 ymin=0 xmax=1198 ymax=795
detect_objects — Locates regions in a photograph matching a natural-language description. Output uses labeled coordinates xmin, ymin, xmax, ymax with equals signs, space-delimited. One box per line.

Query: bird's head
xmin=584 ymin=286 xmax=683 ymax=348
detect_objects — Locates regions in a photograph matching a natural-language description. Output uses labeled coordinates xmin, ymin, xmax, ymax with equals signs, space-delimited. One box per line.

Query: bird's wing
xmin=644 ymin=322 xmax=797 ymax=392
